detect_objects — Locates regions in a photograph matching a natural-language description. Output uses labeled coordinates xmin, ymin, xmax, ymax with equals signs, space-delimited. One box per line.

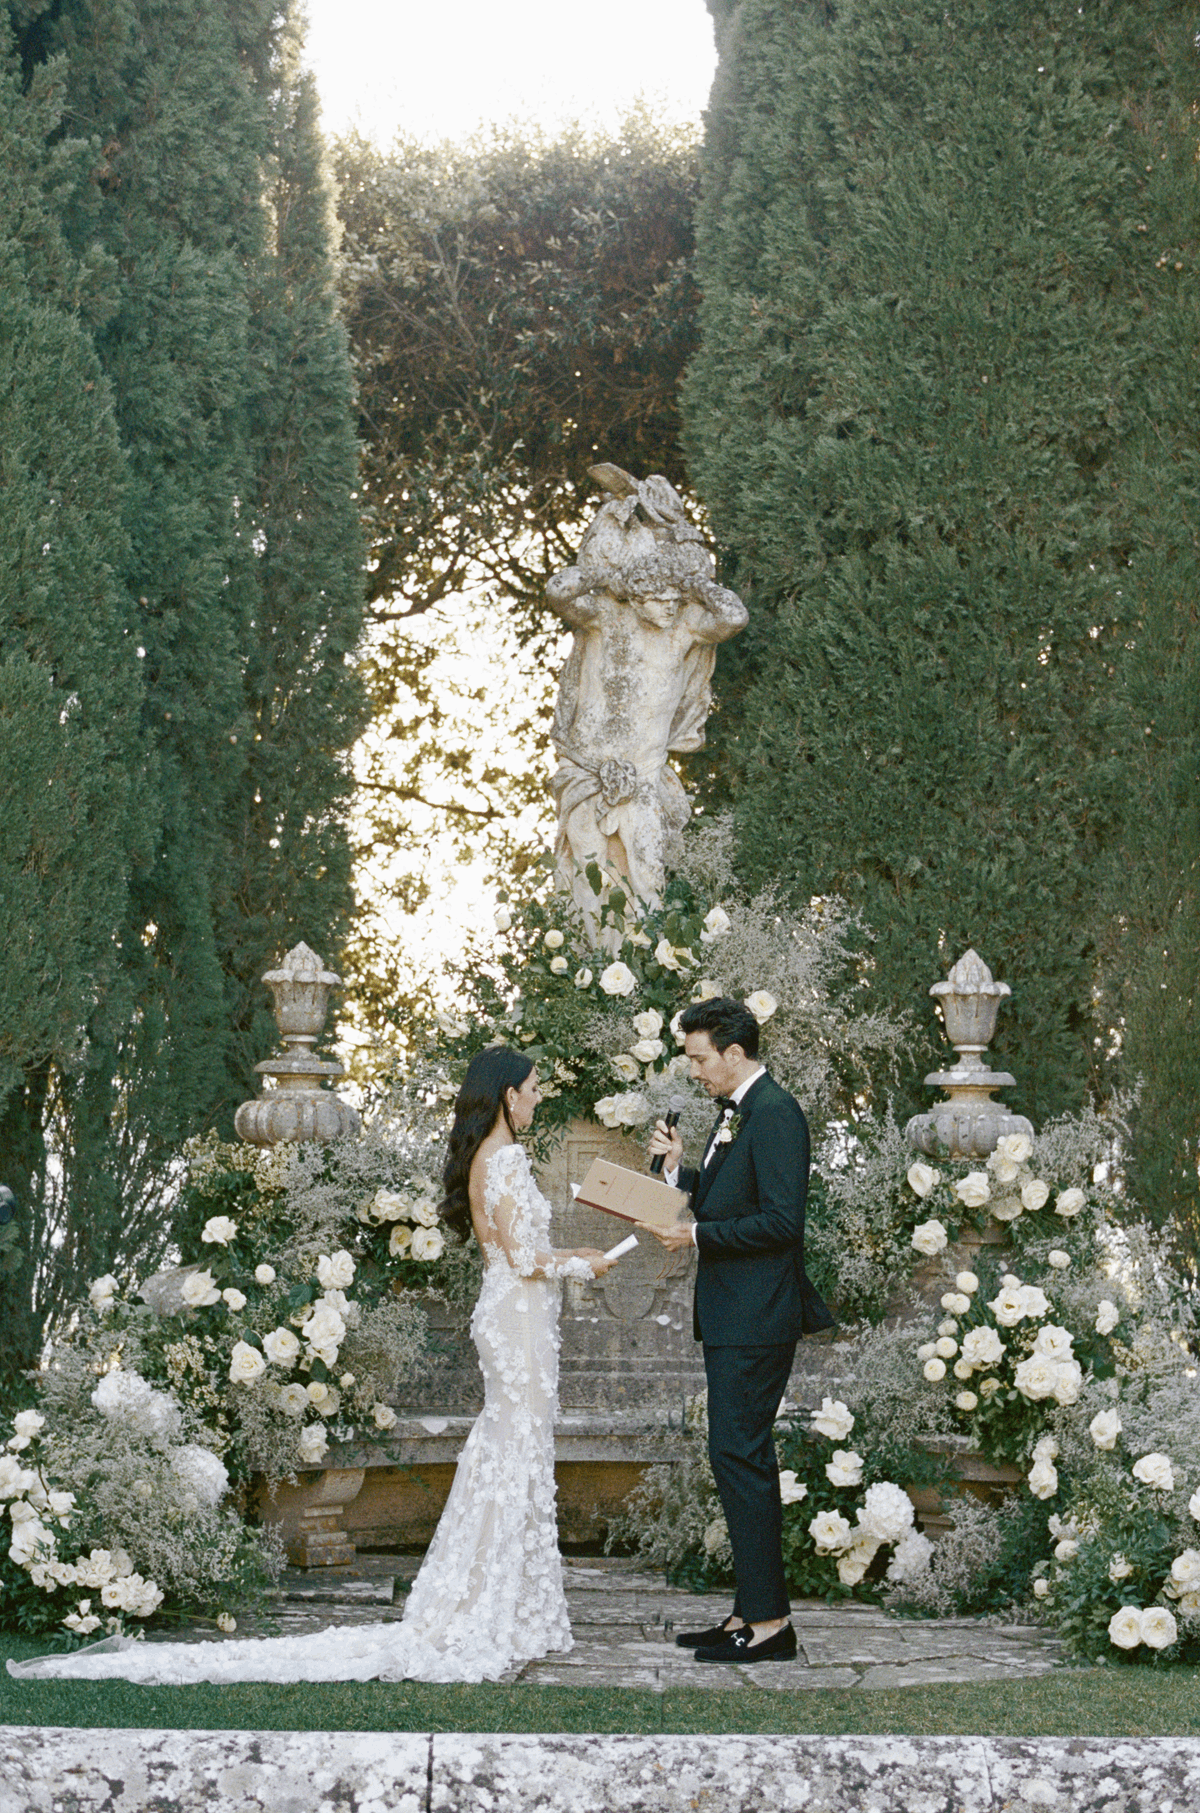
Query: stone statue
xmin=547 ymin=465 xmax=748 ymax=926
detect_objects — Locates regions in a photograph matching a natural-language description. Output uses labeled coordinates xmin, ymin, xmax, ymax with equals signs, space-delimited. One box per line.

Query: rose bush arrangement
xmin=0 ymin=1369 xmax=278 ymax=1648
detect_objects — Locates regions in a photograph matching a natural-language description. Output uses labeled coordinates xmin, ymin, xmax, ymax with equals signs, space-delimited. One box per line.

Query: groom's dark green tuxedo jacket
xmin=678 ymin=1072 xmax=834 ymax=1347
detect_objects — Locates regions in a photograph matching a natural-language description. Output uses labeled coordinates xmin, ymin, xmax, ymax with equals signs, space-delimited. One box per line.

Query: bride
xmin=8 ymin=1047 xmax=613 ymax=1685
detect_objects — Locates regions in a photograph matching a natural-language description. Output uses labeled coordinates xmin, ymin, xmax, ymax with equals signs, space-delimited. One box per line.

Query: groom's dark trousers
xmin=678 ymin=1073 xmax=834 ymax=1621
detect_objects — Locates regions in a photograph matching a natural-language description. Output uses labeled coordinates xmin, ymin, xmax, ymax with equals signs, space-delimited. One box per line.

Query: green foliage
xmin=0 ymin=0 xmax=364 ymax=1381
xmin=682 ymin=0 xmax=1198 ymax=1154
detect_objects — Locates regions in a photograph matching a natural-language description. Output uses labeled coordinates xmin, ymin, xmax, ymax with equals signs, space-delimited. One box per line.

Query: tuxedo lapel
xmin=694 ymin=1075 xmax=767 ymax=1211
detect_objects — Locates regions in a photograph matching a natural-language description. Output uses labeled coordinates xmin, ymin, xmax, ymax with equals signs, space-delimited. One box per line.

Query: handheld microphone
xmin=649 ymin=1097 xmax=688 ymax=1174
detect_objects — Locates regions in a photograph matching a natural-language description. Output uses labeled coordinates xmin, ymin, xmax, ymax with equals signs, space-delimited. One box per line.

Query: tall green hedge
xmin=684 ymin=0 xmax=1195 ymax=1143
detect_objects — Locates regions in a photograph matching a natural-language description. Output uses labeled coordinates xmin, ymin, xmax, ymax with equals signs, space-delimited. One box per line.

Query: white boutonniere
xmin=715 ymin=1113 xmax=742 ymax=1147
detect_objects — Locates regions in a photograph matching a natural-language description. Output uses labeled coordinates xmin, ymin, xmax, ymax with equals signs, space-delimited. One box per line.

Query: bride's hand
xmin=575 ymin=1246 xmax=614 ymax=1278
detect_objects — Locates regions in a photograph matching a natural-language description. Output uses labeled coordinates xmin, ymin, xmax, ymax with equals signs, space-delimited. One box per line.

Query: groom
xmin=642 ymin=996 xmax=833 ymax=1663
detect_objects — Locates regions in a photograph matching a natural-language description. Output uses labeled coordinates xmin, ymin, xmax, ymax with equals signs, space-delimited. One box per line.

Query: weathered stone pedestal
xmin=259 ymin=1466 xmax=364 ymax=1566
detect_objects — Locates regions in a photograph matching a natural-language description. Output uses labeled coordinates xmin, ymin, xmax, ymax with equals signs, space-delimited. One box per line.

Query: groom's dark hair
xmin=679 ymin=997 xmax=760 ymax=1058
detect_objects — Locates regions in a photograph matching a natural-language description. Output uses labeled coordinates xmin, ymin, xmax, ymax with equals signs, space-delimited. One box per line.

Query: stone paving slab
xmin=6 ymin=1728 xmax=1200 ymax=1813
xmin=139 ymin=1553 xmax=1063 ymax=1689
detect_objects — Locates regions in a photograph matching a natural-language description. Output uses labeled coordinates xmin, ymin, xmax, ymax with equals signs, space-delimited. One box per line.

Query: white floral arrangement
xmin=0 ymin=1374 xmax=278 ymax=1647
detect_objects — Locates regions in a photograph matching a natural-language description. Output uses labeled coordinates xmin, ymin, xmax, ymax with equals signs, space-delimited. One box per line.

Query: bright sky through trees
xmin=302 ymin=0 xmax=716 ymax=143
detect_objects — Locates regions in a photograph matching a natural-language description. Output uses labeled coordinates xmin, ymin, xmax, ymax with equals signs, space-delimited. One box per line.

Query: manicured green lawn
xmin=3 ymin=1634 xmax=1199 ymax=1735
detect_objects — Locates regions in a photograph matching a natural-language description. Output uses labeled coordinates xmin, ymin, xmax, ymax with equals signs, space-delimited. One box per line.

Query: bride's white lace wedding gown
xmin=8 ymin=1143 xmax=593 ymax=1685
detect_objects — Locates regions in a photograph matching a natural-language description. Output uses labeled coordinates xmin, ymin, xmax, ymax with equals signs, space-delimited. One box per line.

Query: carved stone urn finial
xmin=234 ymin=942 xmax=360 ymax=1146
xmin=905 ymin=949 xmax=1033 ymax=1159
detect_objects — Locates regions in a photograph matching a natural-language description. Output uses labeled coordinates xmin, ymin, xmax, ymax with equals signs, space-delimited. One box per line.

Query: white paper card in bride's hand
xmin=575 ymin=1158 xmax=687 ymax=1229
xmin=603 ymin=1233 xmax=639 ymax=1262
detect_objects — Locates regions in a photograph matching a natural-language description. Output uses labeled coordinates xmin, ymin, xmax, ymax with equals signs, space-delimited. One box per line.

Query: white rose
xmin=1169 ymin=1550 xmax=1200 ymax=1591
xmin=1033 ymin=1577 xmax=1052 ymax=1599
xmin=952 ymin=1358 xmax=974 ymax=1380
xmin=978 ymin=1376 xmax=1002 ymax=1397
xmin=631 ymin=1038 xmax=665 ymax=1064
xmin=543 ymin=929 xmax=564 ymax=950
xmin=610 ymin=1053 xmax=641 ymax=1082
xmin=201 ymin=1215 xmax=238 ymax=1245
xmin=692 ymin=977 xmax=722 ymax=1003
xmin=1013 ymin=1356 xmax=1059 ymax=1401
xmin=411 ymin=1198 xmax=439 ymax=1227
xmin=911 ymin=1218 xmax=948 ymax=1257
xmin=955 ymin=1390 xmax=978 ymax=1412
xmin=222 ymin=1288 xmax=247 ymax=1310
xmin=228 ymin=1340 xmax=267 ymax=1385
xmin=306 ymin=1381 xmax=329 ymax=1407
xmin=988 ymin=1152 xmax=1021 ymax=1185
xmin=574 ymin=967 xmax=593 ymax=989
xmin=1109 ymin=1553 xmax=1133 ymax=1582
xmin=1055 ymin=1187 xmax=1086 ymax=1218
xmin=744 ymin=990 xmax=777 ymax=1024
xmin=996 ymin=1133 xmax=1033 ymax=1165
xmin=317 ymin=1250 xmax=355 ymax=1290
xmin=777 ymin=1469 xmax=808 ymax=1505
xmin=263 ymin=1327 xmax=301 ymax=1367
xmin=626 ymin=928 xmax=653 ymax=950
xmin=1018 ymin=1284 xmax=1051 ymax=1320
xmin=303 ymin=1304 xmax=346 ymax=1348
xmin=700 ymin=906 xmax=732 ymax=943
xmin=180 ymin=1268 xmax=221 ymax=1308
xmin=279 ymin=1384 xmax=309 ymax=1418
xmin=653 ymin=939 xmax=682 ymax=972
xmin=954 ymin=1172 xmax=991 ymax=1209
xmin=1033 ymin=1435 xmax=1059 ymax=1461
xmin=632 ymin=1009 xmax=663 ymax=1039
xmin=389 ymin=1223 xmax=413 ymax=1257
xmin=411 ymin=1225 xmax=445 ymax=1261
xmin=809 ymin=1509 xmax=853 ymax=1554
xmin=825 ymin=1450 xmax=864 ymax=1488
xmin=836 ymin=1539 xmax=880 ymax=1586
xmin=987 ymin=1287 xmax=1023 ymax=1328
xmin=372 ymin=1403 xmax=398 ymax=1431
xmin=669 ymin=1010 xmax=686 ymax=1045
xmin=255 ymin=1263 xmax=276 ymax=1284
xmin=955 ymin=1272 xmax=979 ymax=1294
xmin=989 ymin=1193 xmax=1025 ymax=1222
xmin=940 ymin=1292 xmax=971 ymax=1316
xmin=1018 ymin=1178 xmax=1049 ymax=1213
xmin=599 ymin=962 xmax=636 ymax=997
xmin=549 ymin=955 xmax=569 ymax=974
xmin=809 ymin=1398 xmax=855 ymax=1441
xmin=917 ymin=1342 xmax=936 ymax=1362
xmin=1140 ymin=1606 xmax=1178 ymax=1649
xmin=1047 ymin=1250 xmax=1071 ymax=1270
xmin=217 ymin=1612 xmax=237 ymax=1633
xmin=923 ymin=1358 xmax=947 ymax=1382
xmin=1054 ymin=1538 xmax=1079 ymax=1562
xmin=934 ymin=1336 xmax=958 ymax=1359
xmin=297 ymin=1424 xmax=328 ymax=1465
xmin=371 ymin=1189 xmax=409 ymax=1222
xmin=339 ymin=1373 xmax=355 ymax=1388
xmin=1132 ymin=1453 xmax=1175 ymax=1492
xmin=905 ymin=1161 xmax=937 ymax=1199
xmin=1032 ymin=1324 xmax=1074 ymax=1361
xmin=88 ymin=1274 xmax=119 ymax=1311
xmin=960 ymin=1326 xmax=1005 ymax=1368
xmin=1095 ymin=1300 xmax=1120 ymax=1336
xmin=1028 ymin=1459 xmax=1058 ymax=1500
xmin=494 ymin=907 xmax=512 ymax=932
xmin=1189 ymin=1488 xmax=1200 ymax=1522
xmin=13 ymin=1412 xmax=44 ymax=1441
xmin=1052 ymin=1361 xmax=1083 ymax=1406
xmin=594 ymin=1095 xmax=621 ymax=1129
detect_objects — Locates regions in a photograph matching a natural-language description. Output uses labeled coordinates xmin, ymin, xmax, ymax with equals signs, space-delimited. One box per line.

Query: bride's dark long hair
xmin=441 ymin=1046 xmax=535 ymax=1242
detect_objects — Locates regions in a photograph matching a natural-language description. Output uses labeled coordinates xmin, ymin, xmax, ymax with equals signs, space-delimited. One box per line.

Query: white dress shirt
xmin=665 ymin=1067 xmax=765 ymax=1245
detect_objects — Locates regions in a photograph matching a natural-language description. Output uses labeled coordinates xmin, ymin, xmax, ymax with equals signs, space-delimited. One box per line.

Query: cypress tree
xmin=0 ymin=21 xmax=152 ymax=1380
xmin=683 ymin=0 xmax=1184 ymax=1126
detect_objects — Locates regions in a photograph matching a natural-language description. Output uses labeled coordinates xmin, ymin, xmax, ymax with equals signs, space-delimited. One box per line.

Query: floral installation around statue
xmin=431 ymin=819 xmax=912 ymax=1177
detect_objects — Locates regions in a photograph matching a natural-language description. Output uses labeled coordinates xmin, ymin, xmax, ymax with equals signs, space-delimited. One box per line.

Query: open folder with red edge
xmin=574 ymin=1157 xmax=688 ymax=1229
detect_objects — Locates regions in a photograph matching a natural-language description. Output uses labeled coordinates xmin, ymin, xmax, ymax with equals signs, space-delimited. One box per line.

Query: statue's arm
xmin=546 ymin=568 xmax=603 ymax=629
xmin=689 ymin=580 xmax=749 ymax=645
